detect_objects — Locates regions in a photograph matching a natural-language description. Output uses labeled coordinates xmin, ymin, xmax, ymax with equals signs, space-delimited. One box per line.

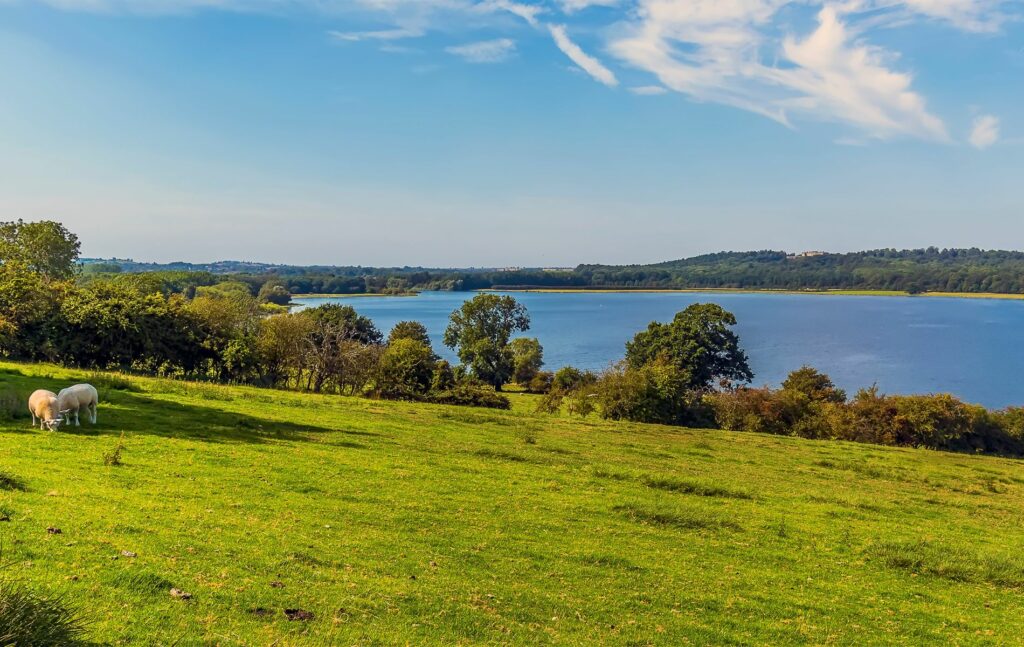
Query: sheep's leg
xmin=74 ymin=409 xmax=80 ymax=427
xmin=31 ymin=413 xmax=36 ymax=428
xmin=89 ymin=403 xmax=97 ymax=424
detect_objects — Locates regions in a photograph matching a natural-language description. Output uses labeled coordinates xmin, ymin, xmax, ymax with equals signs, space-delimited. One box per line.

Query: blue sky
xmin=0 ymin=0 xmax=1021 ymax=266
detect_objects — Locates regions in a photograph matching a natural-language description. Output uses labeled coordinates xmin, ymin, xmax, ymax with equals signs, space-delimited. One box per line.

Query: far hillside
xmin=82 ymin=248 xmax=1024 ymax=295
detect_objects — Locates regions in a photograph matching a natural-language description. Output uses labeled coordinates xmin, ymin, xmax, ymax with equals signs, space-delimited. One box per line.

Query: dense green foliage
xmin=1 ymin=362 xmax=1024 ymax=644
xmin=84 ymin=247 xmax=1024 ymax=295
xmin=443 ymin=294 xmax=531 ymax=390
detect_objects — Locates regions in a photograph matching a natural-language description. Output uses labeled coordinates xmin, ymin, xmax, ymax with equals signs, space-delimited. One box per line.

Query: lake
xmin=292 ymin=291 xmax=1024 ymax=409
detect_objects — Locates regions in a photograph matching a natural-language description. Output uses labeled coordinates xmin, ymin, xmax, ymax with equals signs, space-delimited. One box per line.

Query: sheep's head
xmin=43 ymin=416 xmax=62 ymax=431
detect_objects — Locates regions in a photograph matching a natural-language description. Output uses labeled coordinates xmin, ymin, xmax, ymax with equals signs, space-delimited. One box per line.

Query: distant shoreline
xmin=482 ymin=288 xmax=1024 ymax=300
xmin=291 ymin=288 xmax=1024 ymax=301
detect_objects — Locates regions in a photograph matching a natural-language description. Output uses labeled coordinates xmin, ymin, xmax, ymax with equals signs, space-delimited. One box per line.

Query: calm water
xmin=293 ymin=292 xmax=1024 ymax=409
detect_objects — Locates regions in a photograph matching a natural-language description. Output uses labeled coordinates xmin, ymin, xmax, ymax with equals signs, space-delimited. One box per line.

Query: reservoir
xmin=293 ymin=291 xmax=1024 ymax=409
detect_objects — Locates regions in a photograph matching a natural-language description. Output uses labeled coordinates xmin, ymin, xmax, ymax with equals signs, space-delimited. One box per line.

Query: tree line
xmin=82 ymin=247 xmax=1024 ymax=295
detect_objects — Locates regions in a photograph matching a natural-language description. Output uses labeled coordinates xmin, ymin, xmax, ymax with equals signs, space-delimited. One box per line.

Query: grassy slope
xmin=0 ymin=362 xmax=1022 ymax=645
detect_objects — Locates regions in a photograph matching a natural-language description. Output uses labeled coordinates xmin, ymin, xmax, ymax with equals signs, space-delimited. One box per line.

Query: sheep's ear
xmin=60 ymin=409 xmax=71 ymax=414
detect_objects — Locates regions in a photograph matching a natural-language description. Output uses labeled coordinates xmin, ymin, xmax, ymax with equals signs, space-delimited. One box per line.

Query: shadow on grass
xmin=3 ymin=390 xmax=333 ymax=445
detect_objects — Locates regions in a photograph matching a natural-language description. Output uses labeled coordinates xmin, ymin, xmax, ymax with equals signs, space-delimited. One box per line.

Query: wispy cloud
xmin=969 ymin=114 xmax=1000 ymax=149
xmin=630 ymin=85 xmax=668 ymax=95
xmin=446 ymin=38 xmax=517 ymax=63
xmin=20 ymin=0 xmax=1022 ymax=144
xmin=548 ymin=24 xmax=618 ymax=87
xmin=328 ymin=28 xmax=423 ymax=42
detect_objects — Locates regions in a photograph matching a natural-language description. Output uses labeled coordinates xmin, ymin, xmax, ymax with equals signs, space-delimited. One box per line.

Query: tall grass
xmin=0 ymin=581 xmax=89 ymax=646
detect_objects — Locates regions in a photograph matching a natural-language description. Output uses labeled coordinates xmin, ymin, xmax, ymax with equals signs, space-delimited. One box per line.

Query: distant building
xmin=787 ymin=251 xmax=828 ymax=259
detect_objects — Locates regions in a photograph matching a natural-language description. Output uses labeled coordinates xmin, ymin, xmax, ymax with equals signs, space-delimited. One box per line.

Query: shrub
xmin=377 ymin=339 xmax=435 ymax=400
xmin=564 ymin=390 xmax=596 ymax=418
xmin=551 ymin=366 xmax=596 ymax=392
xmin=593 ymin=360 xmax=709 ymax=427
xmin=782 ymin=366 xmax=846 ymax=403
xmin=429 ymin=386 xmax=511 ymax=410
xmin=706 ymin=387 xmax=814 ymax=436
xmin=0 ymin=580 xmax=89 ymax=646
xmin=534 ymin=390 xmax=564 ymax=415
xmin=430 ymin=360 xmax=456 ymax=392
xmin=527 ymin=371 xmax=554 ymax=394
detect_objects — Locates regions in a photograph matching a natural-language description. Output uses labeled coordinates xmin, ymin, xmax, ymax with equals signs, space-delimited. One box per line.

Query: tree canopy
xmin=625 ymin=303 xmax=753 ymax=391
xmin=443 ymin=294 xmax=530 ymax=390
xmin=0 ymin=220 xmax=80 ymax=280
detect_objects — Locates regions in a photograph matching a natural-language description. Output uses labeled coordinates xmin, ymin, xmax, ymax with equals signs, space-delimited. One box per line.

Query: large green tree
xmin=0 ymin=220 xmax=81 ymax=280
xmin=625 ymin=303 xmax=753 ymax=391
xmin=509 ymin=337 xmax=544 ymax=385
xmin=443 ymin=294 xmax=530 ymax=390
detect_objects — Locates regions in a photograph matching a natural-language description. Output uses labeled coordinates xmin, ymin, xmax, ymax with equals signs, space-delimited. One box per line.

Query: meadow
xmin=0 ymin=361 xmax=1022 ymax=645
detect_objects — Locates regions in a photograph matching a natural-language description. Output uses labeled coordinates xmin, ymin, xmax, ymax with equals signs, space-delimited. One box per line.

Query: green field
xmin=1 ymin=362 xmax=1023 ymax=645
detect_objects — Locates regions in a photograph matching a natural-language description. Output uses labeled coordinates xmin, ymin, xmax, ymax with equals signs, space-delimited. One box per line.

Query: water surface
xmin=293 ymin=291 xmax=1024 ymax=408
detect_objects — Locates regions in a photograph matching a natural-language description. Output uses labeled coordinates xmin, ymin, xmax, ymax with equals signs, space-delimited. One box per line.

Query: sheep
xmin=56 ymin=383 xmax=99 ymax=427
xmin=28 ymin=389 xmax=63 ymax=431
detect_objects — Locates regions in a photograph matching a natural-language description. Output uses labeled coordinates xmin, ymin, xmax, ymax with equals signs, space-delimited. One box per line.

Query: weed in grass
xmin=108 ymin=569 xmax=175 ymax=594
xmin=103 ymin=433 xmax=126 ymax=467
xmin=642 ymin=476 xmax=753 ymax=500
xmin=521 ymin=432 xmax=537 ymax=445
xmin=0 ymin=580 xmax=90 ymax=646
xmin=473 ymin=449 xmax=530 ymax=463
xmin=613 ymin=504 xmax=742 ymax=532
xmin=0 ymin=472 xmax=25 ymax=492
xmin=869 ymin=540 xmax=1024 ymax=588
xmin=0 ymin=506 xmax=12 ymax=522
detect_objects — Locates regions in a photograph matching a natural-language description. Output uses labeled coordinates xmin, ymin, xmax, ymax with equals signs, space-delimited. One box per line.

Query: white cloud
xmin=328 ymin=28 xmax=422 ymax=42
xmin=968 ymin=114 xmax=999 ymax=149
xmin=610 ymin=1 xmax=951 ymax=140
xmin=557 ymin=0 xmax=620 ymax=12
xmin=548 ymin=24 xmax=618 ymax=87
xmin=445 ymin=38 xmax=517 ymax=63
xmin=630 ymin=85 xmax=668 ymax=95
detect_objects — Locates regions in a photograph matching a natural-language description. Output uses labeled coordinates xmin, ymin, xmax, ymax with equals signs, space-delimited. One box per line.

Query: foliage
xmin=377 ymin=339 xmax=436 ymax=399
xmin=551 ymin=366 xmax=596 ymax=393
xmin=428 ymin=385 xmax=511 ymax=410
xmin=593 ymin=359 xmax=710 ymax=427
xmin=509 ymin=337 xmax=544 ymax=386
xmin=0 ymin=219 xmax=80 ymax=280
xmin=782 ymin=365 xmax=847 ymax=403
xmin=625 ymin=303 xmax=753 ymax=391
xmin=443 ymin=294 xmax=530 ymax=390
xmin=526 ymin=370 xmax=554 ymax=394
xmin=257 ymin=280 xmax=291 ymax=306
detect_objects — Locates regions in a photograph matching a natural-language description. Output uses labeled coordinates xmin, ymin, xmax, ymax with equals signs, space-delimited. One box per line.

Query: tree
xmin=0 ymin=220 xmax=81 ymax=280
xmin=256 ymin=312 xmax=314 ymax=387
xmin=782 ymin=366 xmax=846 ymax=403
xmin=509 ymin=337 xmax=544 ymax=385
xmin=625 ymin=303 xmax=753 ymax=391
xmin=305 ymin=304 xmax=382 ymax=346
xmin=443 ymin=294 xmax=530 ymax=390
xmin=257 ymin=280 xmax=291 ymax=306
xmin=378 ymin=338 xmax=436 ymax=399
xmin=388 ymin=321 xmax=435 ymax=353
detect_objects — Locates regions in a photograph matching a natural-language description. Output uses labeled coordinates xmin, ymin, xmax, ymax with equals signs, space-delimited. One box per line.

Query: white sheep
xmin=56 ymin=383 xmax=99 ymax=427
xmin=28 ymin=389 xmax=63 ymax=431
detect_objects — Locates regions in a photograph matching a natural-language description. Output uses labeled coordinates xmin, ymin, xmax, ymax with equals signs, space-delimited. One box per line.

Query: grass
xmin=0 ymin=360 xmax=1022 ymax=644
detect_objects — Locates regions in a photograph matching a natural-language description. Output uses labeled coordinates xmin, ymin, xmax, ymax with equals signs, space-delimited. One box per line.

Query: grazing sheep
xmin=28 ymin=389 xmax=63 ymax=431
xmin=56 ymin=383 xmax=99 ymax=427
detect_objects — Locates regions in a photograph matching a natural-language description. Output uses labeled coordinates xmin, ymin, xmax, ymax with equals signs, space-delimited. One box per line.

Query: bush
xmin=377 ymin=339 xmax=435 ymax=400
xmin=535 ymin=391 xmax=564 ymax=414
xmin=0 ymin=580 xmax=89 ymax=646
xmin=551 ymin=366 xmax=596 ymax=392
xmin=565 ymin=390 xmax=597 ymax=418
xmin=707 ymin=387 xmax=814 ymax=436
xmin=592 ymin=360 xmax=709 ymax=427
xmin=429 ymin=386 xmax=511 ymax=410
xmin=526 ymin=371 xmax=554 ymax=394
